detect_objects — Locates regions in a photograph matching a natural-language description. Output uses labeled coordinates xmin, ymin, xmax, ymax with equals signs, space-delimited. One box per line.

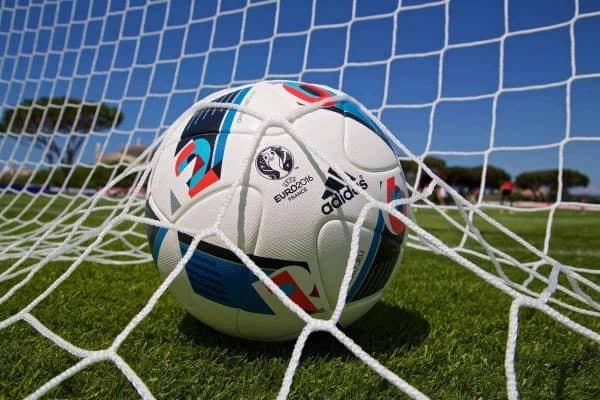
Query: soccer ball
xmin=145 ymin=81 xmax=409 ymax=341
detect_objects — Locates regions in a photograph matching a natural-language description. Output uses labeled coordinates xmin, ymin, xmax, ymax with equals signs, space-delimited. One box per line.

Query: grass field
xmin=0 ymin=194 xmax=599 ymax=399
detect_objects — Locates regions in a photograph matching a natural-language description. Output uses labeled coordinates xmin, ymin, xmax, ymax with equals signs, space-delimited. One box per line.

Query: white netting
xmin=0 ymin=0 xmax=599 ymax=399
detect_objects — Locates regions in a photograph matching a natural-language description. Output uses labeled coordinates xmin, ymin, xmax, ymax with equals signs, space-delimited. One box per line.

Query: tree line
xmin=0 ymin=97 xmax=590 ymax=196
xmin=400 ymin=156 xmax=589 ymax=199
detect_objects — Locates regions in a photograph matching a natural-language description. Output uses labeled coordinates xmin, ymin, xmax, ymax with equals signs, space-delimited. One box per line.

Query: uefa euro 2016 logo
xmin=255 ymin=146 xmax=294 ymax=180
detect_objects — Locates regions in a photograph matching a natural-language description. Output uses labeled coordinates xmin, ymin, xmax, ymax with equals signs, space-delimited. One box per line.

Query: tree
xmin=397 ymin=157 xmax=511 ymax=195
xmin=445 ymin=164 xmax=511 ymax=194
xmin=562 ymin=169 xmax=590 ymax=189
xmin=484 ymin=165 xmax=511 ymax=189
xmin=446 ymin=166 xmax=477 ymax=193
xmin=400 ymin=156 xmax=447 ymax=188
xmin=516 ymin=168 xmax=589 ymax=197
xmin=0 ymin=97 xmax=123 ymax=165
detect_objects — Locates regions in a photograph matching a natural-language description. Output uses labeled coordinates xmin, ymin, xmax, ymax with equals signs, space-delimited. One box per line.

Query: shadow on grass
xmin=179 ymin=302 xmax=430 ymax=360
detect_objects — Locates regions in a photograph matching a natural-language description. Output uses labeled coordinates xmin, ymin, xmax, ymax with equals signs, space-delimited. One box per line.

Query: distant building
xmin=96 ymin=141 xmax=147 ymax=164
xmin=519 ymin=188 xmax=535 ymax=199
xmin=0 ymin=163 xmax=33 ymax=181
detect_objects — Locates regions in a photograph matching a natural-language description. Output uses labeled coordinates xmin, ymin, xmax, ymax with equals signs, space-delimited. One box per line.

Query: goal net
xmin=1 ymin=0 xmax=598 ymax=399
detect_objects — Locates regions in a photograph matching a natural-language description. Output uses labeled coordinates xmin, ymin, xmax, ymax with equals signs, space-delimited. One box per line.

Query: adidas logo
xmin=320 ymin=168 xmax=368 ymax=215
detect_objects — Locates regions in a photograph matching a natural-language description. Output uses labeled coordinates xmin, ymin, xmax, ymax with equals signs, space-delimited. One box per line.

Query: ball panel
xmin=317 ymin=209 xmax=406 ymax=310
xmin=290 ymin=107 xmax=380 ymax=231
xmin=238 ymin=81 xmax=299 ymax=125
xmin=149 ymin=82 xmax=277 ymax=221
xmin=151 ymin=132 xmax=261 ymax=223
xmin=275 ymin=81 xmax=399 ymax=171
xmin=149 ymin=213 xmax=241 ymax=337
xmin=317 ymin=219 xmax=378 ymax=309
xmin=178 ymin=234 xmax=275 ymax=315
xmin=183 ymin=286 xmax=241 ymax=338
xmin=343 ymin=117 xmax=399 ymax=171
xmin=236 ymin=307 xmax=305 ymax=341
xmin=349 ymin=212 xmax=403 ymax=301
xmin=237 ymin=265 xmax=330 ymax=340
xmin=174 ymin=186 xmax=263 ymax=254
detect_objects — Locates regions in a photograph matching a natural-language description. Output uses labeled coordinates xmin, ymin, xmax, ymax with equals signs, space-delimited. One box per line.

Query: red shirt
xmin=501 ymin=181 xmax=515 ymax=191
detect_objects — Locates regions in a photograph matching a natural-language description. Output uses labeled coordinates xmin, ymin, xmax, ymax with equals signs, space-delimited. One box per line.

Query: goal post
xmin=1 ymin=1 xmax=599 ymax=399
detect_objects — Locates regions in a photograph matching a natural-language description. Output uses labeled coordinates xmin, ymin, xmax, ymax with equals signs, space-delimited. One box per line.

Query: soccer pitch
xmin=1 ymin=195 xmax=598 ymax=399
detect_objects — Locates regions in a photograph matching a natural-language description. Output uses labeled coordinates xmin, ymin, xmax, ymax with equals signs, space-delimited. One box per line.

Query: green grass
xmin=0 ymin=194 xmax=599 ymax=399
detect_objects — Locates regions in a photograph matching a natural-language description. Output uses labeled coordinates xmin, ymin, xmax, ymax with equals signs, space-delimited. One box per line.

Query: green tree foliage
xmin=0 ymin=97 xmax=123 ymax=164
xmin=445 ymin=164 xmax=511 ymax=192
xmin=399 ymin=157 xmax=511 ymax=194
xmin=485 ymin=165 xmax=512 ymax=189
xmin=446 ymin=166 xmax=477 ymax=192
xmin=516 ymin=169 xmax=589 ymax=191
xmin=400 ymin=156 xmax=447 ymax=187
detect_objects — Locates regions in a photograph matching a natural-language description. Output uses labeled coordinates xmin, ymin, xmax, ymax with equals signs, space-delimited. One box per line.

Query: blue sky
xmin=1 ymin=0 xmax=599 ymax=192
